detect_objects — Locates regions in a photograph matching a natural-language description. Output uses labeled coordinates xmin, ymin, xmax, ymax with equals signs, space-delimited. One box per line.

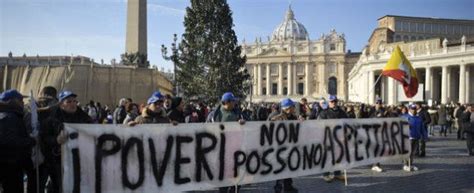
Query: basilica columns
xmin=368 ymin=70 xmax=375 ymax=104
xmin=425 ymin=66 xmax=432 ymax=100
xmin=288 ymin=63 xmax=294 ymax=95
xmin=257 ymin=64 xmax=262 ymax=96
xmin=441 ymin=66 xmax=448 ymax=104
xmin=387 ymin=77 xmax=397 ymax=105
xmin=266 ymin=64 xmax=271 ymax=96
xmin=318 ymin=63 xmax=325 ymax=94
xmin=278 ymin=63 xmax=283 ymax=95
xmin=253 ymin=64 xmax=258 ymax=95
xmin=459 ymin=63 xmax=466 ymax=104
xmin=304 ymin=63 xmax=310 ymax=96
xmin=466 ymin=65 xmax=470 ymax=103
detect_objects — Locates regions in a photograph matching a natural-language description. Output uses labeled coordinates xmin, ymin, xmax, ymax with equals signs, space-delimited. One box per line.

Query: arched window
xmin=328 ymin=77 xmax=337 ymax=95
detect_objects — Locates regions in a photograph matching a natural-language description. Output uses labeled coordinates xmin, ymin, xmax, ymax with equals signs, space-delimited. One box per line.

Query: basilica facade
xmin=242 ymin=7 xmax=360 ymax=103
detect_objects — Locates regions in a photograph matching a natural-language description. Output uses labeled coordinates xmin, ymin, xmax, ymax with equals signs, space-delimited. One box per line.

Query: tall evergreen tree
xmin=163 ymin=0 xmax=250 ymax=104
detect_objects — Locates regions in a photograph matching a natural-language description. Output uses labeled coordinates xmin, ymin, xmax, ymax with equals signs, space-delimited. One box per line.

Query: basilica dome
xmin=271 ymin=6 xmax=309 ymax=41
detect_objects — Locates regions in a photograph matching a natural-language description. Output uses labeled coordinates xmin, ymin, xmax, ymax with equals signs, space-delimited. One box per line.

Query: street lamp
xmin=161 ymin=34 xmax=180 ymax=96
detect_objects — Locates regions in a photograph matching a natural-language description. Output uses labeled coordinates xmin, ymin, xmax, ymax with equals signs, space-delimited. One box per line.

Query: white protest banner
xmin=63 ymin=118 xmax=410 ymax=193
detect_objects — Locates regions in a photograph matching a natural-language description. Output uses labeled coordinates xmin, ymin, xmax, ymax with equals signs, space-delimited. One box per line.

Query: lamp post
xmin=161 ymin=34 xmax=179 ymax=96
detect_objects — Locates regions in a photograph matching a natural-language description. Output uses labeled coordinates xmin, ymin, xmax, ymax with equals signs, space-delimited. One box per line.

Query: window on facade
xmin=454 ymin=26 xmax=460 ymax=34
xmin=395 ymin=21 xmax=402 ymax=31
xmin=270 ymin=64 xmax=278 ymax=76
xmin=296 ymin=64 xmax=304 ymax=75
xmin=451 ymin=25 xmax=456 ymax=34
xmin=410 ymin=22 xmax=416 ymax=32
xmin=433 ymin=24 xmax=439 ymax=33
xmin=328 ymin=63 xmax=337 ymax=74
xmin=262 ymin=87 xmax=267 ymax=95
xmin=328 ymin=77 xmax=337 ymax=95
xmin=395 ymin=35 xmax=401 ymax=42
xmin=272 ymin=83 xmax=278 ymax=95
xmin=463 ymin=26 xmax=469 ymax=34
xmin=330 ymin=44 xmax=336 ymax=51
xmin=403 ymin=22 xmax=409 ymax=31
xmin=283 ymin=87 xmax=288 ymax=95
xmin=425 ymin=23 xmax=432 ymax=33
xmin=440 ymin=25 xmax=446 ymax=34
xmin=417 ymin=23 xmax=423 ymax=32
xmin=297 ymin=83 xmax=304 ymax=95
xmin=411 ymin=36 xmax=416 ymax=41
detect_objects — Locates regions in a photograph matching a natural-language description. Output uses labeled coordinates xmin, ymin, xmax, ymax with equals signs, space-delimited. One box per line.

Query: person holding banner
xmin=318 ymin=95 xmax=348 ymax=183
xmin=270 ymin=98 xmax=300 ymax=193
xmin=40 ymin=90 xmax=92 ymax=193
xmin=130 ymin=91 xmax=170 ymax=125
xmin=0 ymin=89 xmax=36 ymax=193
xmin=207 ymin=92 xmax=245 ymax=193
xmin=401 ymin=104 xmax=422 ymax=172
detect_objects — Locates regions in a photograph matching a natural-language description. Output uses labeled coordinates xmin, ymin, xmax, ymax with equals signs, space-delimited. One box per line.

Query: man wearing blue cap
xmin=318 ymin=95 xmax=348 ymax=183
xmin=0 ymin=89 xmax=35 ymax=193
xmin=207 ymin=92 xmax=245 ymax=124
xmin=130 ymin=91 xmax=170 ymax=125
xmin=270 ymin=98 xmax=299 ymax=193
xmin=40 ymin=90 xmax=92 ymax=193
xmin=207 ymin=92 xmax=245 ymax=193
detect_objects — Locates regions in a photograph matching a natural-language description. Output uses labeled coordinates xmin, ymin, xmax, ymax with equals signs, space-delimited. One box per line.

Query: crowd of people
xmin=1 ymin=86 xmax=473 ymax=193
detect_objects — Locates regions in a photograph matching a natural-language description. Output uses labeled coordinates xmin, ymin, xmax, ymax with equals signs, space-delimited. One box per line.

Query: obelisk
xmin=125 ymin=0 xmax=147 ymax=59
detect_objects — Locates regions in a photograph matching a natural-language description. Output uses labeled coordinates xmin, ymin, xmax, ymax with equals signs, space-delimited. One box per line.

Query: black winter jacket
xmin=0 ymin=102 xmax=35 ymax=164
xmin=318 ymin=106 xmax=348 ymax=119
xmin=40 ymin=105 xmax=92 ymax=162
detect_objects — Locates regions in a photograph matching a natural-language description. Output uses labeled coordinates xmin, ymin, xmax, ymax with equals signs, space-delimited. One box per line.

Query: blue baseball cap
xmin=408 ymin=104 xmax=417 ymax=110
xmin=280 ymin=98 xmax=295 ymax=109
xmin=147 ymin=91 xmax=164 ymax=105
xmin=221 ymin=92 xmax=237 ymax=102
xmin=328 ymin=95 xmax=338 ymax=102
xmin=152 ymin=91 xmax=163 ymax=99
xmin=58 ymin=90 xmax=77 ymax=102
xmin=0 ymin=89 xmax=26 ymax=101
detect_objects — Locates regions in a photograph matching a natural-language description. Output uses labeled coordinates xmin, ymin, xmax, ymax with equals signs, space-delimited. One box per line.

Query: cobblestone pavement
xmin=192 ymin=132 xmax=474 ymax=193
